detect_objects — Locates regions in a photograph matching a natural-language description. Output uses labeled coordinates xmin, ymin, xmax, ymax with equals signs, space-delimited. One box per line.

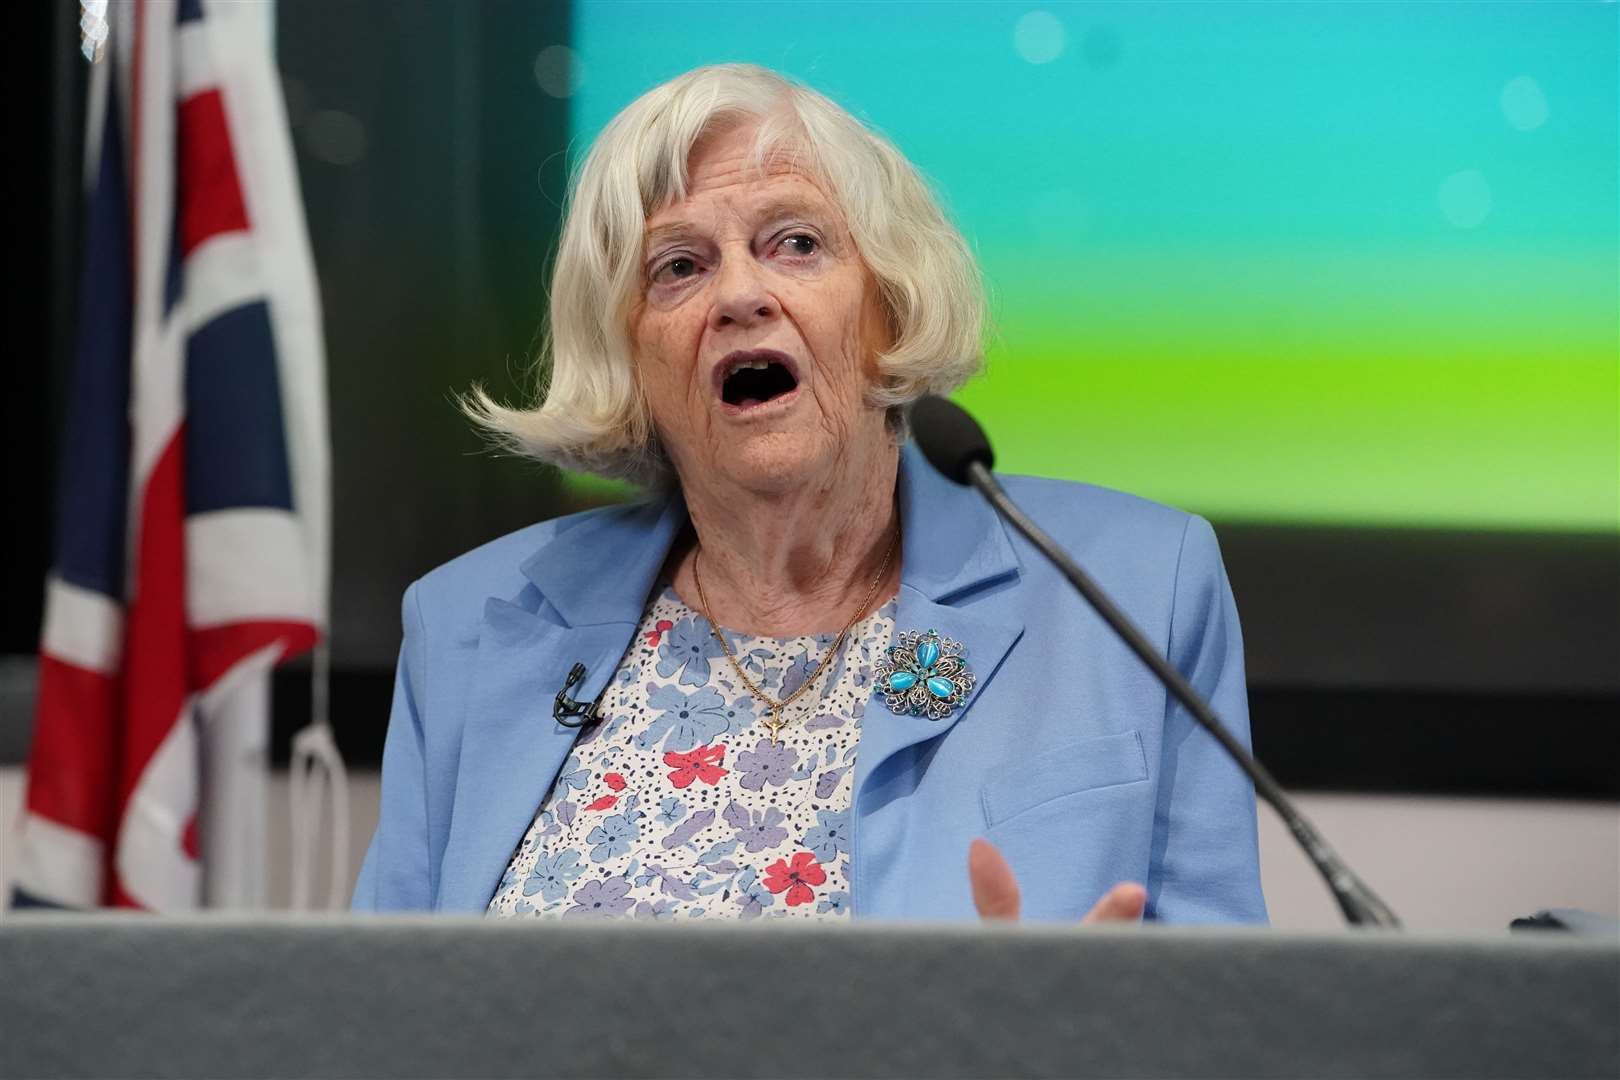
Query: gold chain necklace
xmin=691 ymin=530 xmax=898 ymax=747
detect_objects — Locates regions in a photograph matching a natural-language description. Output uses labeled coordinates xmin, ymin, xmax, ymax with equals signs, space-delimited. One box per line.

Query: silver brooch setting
xmin=873 ymin=628 xmax=974 ymax=720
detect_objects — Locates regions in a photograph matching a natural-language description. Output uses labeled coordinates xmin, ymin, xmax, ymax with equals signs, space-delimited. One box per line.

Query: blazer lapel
xmin=436 ymin=494 xmax=687 ymax=913
xmin=850 ymin=445 xmax=1025 ymax=916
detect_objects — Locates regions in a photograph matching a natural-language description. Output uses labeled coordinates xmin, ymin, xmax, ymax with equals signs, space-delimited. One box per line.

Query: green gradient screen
xmin=570 ymin=1 xmax=1618 ymax=532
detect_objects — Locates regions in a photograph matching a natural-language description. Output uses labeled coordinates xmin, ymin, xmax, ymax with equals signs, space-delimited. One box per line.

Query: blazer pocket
xmin=980 ymin=730 xmax=1149 ymax=830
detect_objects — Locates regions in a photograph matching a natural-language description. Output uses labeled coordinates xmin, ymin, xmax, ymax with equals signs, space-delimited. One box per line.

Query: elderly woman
xmin=352 ymin=64 xmax=1266 ymax=923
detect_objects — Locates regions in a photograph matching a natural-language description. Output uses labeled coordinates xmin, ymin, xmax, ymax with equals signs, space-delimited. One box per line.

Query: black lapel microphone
xmin=553 ymin=662 xmax=606 ymax=728
xmin=908 ymin=393 xmax=1401 ymax=929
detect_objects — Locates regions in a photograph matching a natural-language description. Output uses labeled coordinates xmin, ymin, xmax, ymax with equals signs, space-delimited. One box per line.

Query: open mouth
xmin=718 ymin=350 xmax=800 ymax=409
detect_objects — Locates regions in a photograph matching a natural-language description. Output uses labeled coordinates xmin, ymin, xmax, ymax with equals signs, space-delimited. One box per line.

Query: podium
xmin=3 ymin=914 xmax=1615 ymax=1078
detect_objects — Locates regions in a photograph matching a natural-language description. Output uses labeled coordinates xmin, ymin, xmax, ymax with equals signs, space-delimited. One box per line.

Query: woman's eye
xmin=780 ymin=233 xmax=819 ymax=257
xmin=652 ymin=256 xmax=699 ymax=284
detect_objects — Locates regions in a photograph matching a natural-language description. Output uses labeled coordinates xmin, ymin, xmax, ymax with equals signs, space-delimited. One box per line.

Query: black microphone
xmin=553 ymin=662 xmax=605 ymax=728
xmin=909 ymin=393 xmax=1401 ymax=929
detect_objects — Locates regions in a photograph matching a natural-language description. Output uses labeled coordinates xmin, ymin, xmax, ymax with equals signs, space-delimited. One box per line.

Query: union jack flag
xmin=10 ymin=0 xmax=328 ymax=910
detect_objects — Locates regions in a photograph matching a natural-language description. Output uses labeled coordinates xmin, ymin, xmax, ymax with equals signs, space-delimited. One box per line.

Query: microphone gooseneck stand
xmin=911 ymin=394 xmax=1402 ymax=928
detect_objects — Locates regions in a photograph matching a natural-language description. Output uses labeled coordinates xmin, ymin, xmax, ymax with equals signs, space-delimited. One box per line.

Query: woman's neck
xmin=669 ymin=444 xmax=902 ymax=637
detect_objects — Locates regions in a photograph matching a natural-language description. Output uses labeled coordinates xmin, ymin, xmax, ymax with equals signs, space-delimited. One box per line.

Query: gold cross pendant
xmin=765 ymin=708 xmax=785 ymax=747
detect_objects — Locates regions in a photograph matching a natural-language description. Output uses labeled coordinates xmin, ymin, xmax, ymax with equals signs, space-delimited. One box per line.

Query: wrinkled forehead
xmin=641 ymin=116 xmax=839 ymax=229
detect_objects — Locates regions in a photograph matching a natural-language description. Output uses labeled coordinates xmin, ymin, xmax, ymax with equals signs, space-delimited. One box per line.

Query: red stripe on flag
xmin=26 ymin=656 xmax=122 ymax=841
xmin=113 ymin=431 xmax=191 ymax=908
xmin=177 ymin=89 xmax=250 ymax=255
xmin=189 ymin=620 xmax=318 ymax=690
xmin=110 ymin=880 xmax=146 ymax=909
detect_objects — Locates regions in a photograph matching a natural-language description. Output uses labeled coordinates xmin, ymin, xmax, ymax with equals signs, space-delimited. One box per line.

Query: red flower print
xmin=644 ymin=619 xmax=675 ymax=647
xmin=762 ymin=851 xmax=826 ymax=907
xmin=663 ymin=744 xmax=727 ymax=789
xmin=584 ymin=794 xmax=618 ymax=812
xmin=603 ymin=773 xmax=627 ymax=791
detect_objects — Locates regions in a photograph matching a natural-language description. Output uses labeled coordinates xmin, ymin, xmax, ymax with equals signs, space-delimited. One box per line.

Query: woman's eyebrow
xmin=642 ymin=195 xmax=833 ymax=253
xmin=644 ymin=221 xmax=697 ymax=252
xmin=749 ymin=197 xmax=829 ymax=228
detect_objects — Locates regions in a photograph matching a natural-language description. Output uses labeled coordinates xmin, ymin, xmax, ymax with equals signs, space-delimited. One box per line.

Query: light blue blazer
xmin=352 ymin=444 xmax=1268 ymax=923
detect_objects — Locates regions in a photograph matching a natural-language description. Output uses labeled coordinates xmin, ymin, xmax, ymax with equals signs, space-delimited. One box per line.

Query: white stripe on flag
xmin=180 ymin=231 xmax=263 ymax=336
xmin=116 ymin=703 xmax=202 ymax=911
xmin=186 ymin=509 xmax=316 ymax=628
xmin=127 ymin=0 xmax=185 ymax=497
xmin=40 ymin=574 xmax=125 ymax=675
xmin=13 ymin=811 xmax=105 ymax=909
xmin=175 ymin=19 xmax=214 ymax=102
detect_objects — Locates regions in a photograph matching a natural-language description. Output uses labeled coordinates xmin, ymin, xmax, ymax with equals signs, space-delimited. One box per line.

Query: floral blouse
xmin=486 ymin=582 xmax=897 ymax=921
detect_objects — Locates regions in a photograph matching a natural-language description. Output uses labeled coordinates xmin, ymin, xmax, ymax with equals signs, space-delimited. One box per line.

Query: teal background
xmin=570 ymin=1 xmax=1618 ymax=532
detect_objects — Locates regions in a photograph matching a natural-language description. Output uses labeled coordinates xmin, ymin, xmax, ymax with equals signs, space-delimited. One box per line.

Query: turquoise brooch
xmin=874 ymin=629 xmax=974 ymax=720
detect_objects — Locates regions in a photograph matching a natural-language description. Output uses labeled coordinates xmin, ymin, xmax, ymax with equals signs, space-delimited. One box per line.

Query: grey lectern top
xmin=3 ymin=914 xmax=1616 ymax=1079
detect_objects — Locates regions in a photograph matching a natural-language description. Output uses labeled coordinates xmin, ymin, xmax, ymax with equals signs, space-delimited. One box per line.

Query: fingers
xmin=1080 ymin=881 xmax=1148 ymax=924
xmin=968 ymin=841 xmax=1145 ymax=925
xmin=968 ymin=837 xmax=1021 ymax=920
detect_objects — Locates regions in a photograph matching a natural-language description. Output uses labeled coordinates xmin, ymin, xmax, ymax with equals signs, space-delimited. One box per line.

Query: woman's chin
xmin=712 ymin=430 xmax=837 ymax=493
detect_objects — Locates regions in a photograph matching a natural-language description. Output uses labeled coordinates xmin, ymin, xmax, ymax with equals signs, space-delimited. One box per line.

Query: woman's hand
xmin=969 ymin=837 xmax=1148 ymax=923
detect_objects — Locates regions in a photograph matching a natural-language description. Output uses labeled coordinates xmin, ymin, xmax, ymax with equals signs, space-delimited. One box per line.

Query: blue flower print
xmin=585 ymin=813 xmax=639 ymax=863
xmin=554 ymin=766 xmax=590 ymax=794
xmin=735 ymin=736 xmax=797 ymax=791
xmin=564 ymin=877 xmax=635 ymax=918
xmin=734 ymin=869 xmax=776 ymax=919
xmin=801 ymin=809 xmax=851 ymax=863
xmin=739 ymin=647 xmax=774 ymax=680
xmin=718 ymin=694 xmax=759 ymax=734
xmin=597 ymin=712 xmax=628 ymax=743
xmin=661 ymin=808 xmax=715 ymax=851
xmin=814 ymin=766 xmax=850 ymax=800
xmin=655 ymin=796 xmax=685 ymax=828
xmin=523 ymin=847 xmax=586 ymax=902
xmin=632 ymin=898 xmax=677 ymax=920
xmin=722 ymin=800 xmax=789 ymax=852
xmin=816 ymin=890 xmax=850 ymax=915
xmin=779 ymin=646 xmax=817 ymax=699
xmin=525 ymin=816 xmax=553 ymax=852
xmin=655 ymin=616 xmax=725 ymax=687
xmin=636 ymin=684 xmax=733 ymax=753
xmin=819 ymin=638 xmax=854 ymax=702
xmin=642 ymin=863 xmax=698 ymax=900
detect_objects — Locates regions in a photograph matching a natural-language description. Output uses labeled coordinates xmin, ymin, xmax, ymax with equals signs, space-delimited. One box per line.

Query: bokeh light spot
xmin=534 ymin=45 xmax=584 ymax=98
xmin=1500 ymin=75 xmax=1548 ymax=132
xmin=1014 ymin=10 xmax=1066 ymax=65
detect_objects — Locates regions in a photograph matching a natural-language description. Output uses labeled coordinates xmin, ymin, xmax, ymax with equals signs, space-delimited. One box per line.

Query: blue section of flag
xmin=177 ymin=0 xmax=204 ymax=25
xmin=54 ymin=80 xmax=133 ymax=600
xmin=7 ymin=887 xmax=71 ymax=910
xmin=163 ymin=174 xmax=184 ymax=316
xmin=184 ymin=301 xmax=296 ymax=512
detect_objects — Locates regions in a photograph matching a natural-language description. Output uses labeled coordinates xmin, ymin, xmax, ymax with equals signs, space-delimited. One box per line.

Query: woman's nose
xmin=708 ymin=258 xmax=779 ymax=331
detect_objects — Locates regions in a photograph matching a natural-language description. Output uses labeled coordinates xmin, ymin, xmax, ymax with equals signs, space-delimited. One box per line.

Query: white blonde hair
xmin=463 ymin=62 xmax=986 ymax=486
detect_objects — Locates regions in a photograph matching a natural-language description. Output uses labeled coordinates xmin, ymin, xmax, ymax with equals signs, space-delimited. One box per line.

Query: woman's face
xmin=630 ymin=121 xmax=892 ymax=496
